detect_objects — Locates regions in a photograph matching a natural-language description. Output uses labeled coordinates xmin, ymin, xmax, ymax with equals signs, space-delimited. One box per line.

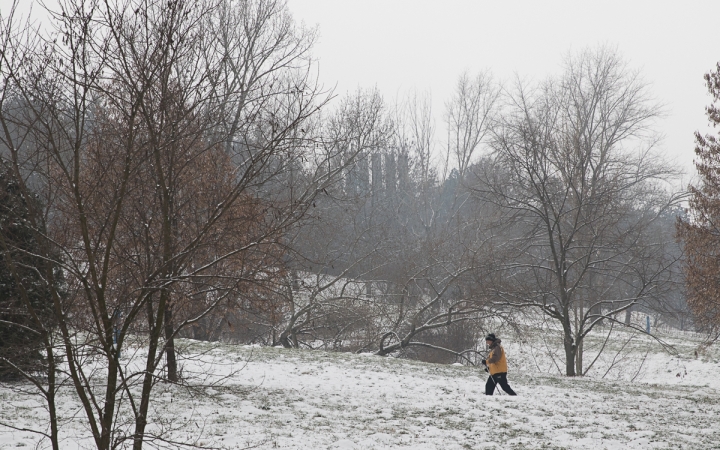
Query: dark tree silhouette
xmin=0 ymin=168 xmax=57 ymax=380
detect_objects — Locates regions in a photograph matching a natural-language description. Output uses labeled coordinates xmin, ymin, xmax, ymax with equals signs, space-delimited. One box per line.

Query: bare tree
xmin=445 ymin=71 xmax=500 ymax=181
xmin=258 ymin=87 xmax=505 ymax=362
xmin=392 ymin=90 xmax=440 ymax=237
xmin=0 ymin=0 xmax=351 ymax=448
xmin=472 ymin=47 xmax=683 ymax=376
xmin=394 ymin=90 xmax=435 ymax=188
xmin=270 ymin=88 xmax=393 ymax=349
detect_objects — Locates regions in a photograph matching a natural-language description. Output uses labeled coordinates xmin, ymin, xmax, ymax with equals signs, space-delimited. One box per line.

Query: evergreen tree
xmin=677 ymin=62 xmax=720 ymax=332
xmin=0 ymin=168 xmax=56 ymax=380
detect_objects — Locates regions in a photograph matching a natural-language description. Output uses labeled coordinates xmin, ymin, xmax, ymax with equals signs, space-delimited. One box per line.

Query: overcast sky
xmin=6 ymin=1 xmax=718 ymax=180
xmin=287 ymin=0 xmax=720 ymax=180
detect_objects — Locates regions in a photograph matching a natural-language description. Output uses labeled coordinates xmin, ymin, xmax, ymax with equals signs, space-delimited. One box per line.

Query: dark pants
xmin=485 ymin=372 xmax=516 ymax=395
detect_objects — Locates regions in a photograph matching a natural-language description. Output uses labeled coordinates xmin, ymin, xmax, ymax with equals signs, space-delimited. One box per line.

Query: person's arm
xmin=486 ymin=346 xmax=502 ymax=365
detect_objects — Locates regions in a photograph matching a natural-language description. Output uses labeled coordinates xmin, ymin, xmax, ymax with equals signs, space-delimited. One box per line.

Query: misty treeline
xmin=0 ymin=0 xmax=690 ymax=448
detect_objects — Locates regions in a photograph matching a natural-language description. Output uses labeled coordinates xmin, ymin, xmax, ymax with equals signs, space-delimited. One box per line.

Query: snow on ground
xmin=1 ymin=329 xmax=720 ymax=449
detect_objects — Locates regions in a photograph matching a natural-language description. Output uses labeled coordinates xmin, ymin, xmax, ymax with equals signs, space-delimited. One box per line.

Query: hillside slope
xmin=1 ymin=332 xmax=719 ymax=449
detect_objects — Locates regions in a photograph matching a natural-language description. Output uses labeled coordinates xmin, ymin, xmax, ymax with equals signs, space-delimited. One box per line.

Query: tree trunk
xmin=100 ymin=348 xmax=119 ymax=449
xmin=46 ymin=345 xmax=60 ymax=450
xmin=164 ymin=302 xmax=178 ymax=382
xmin=575 ymin=335 xmax=583 ymax=376
xmin=134 ymin=287 xmax=170 ymax=450
xmin=563 ymin=326 xmax=576 ymax=376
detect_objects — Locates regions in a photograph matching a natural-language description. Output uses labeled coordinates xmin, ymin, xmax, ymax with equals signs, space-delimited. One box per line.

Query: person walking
xmin=481 ymin=333 xmax=517 ymax=396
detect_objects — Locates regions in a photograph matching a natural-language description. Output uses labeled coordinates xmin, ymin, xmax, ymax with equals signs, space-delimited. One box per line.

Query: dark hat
xmin=485 ymin=333 xmax=497 ymax=341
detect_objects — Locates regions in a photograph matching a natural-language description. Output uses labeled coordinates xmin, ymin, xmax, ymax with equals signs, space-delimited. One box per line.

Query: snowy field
xmin=1 ymin=328 xmax=720 ymax=449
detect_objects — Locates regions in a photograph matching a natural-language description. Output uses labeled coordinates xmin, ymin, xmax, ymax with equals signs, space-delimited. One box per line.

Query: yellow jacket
xmin=486 ymin=340 xmax=508 ymax=375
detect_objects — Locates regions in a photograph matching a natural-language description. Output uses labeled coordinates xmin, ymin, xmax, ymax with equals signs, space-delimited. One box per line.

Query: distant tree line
xmin=220 ymin=48 xmax=690 ymax=379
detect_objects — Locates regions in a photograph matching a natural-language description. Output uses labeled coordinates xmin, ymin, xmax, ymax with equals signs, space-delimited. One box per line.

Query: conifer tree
xmin=677 ymin=62 xmax=720 ymax=331
xmin=0 ymin=168 xmax=55 ymax=380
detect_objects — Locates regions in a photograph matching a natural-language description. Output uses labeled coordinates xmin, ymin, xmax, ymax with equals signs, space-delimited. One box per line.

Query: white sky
xmin=5 ymin=0 xmax=718 ymax=180
xmin=287 ymin=0 xmax=720 ymax=180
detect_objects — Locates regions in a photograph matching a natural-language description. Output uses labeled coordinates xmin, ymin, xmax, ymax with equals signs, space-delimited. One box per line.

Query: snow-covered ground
xmin=1 ymin=328 xmax=719 ymax=449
